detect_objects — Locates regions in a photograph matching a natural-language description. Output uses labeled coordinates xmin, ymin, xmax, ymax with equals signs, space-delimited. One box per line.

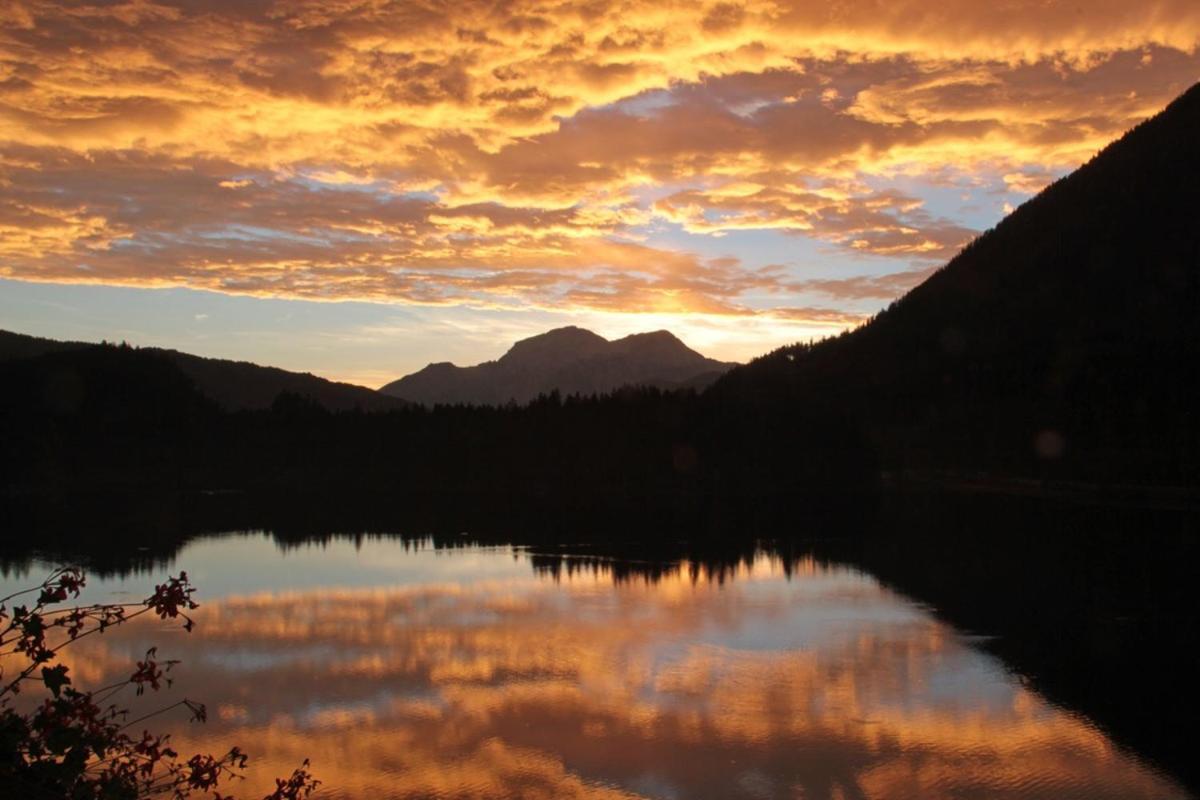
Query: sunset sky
xmin=2 ymin=1 xmax=1199 ymax=386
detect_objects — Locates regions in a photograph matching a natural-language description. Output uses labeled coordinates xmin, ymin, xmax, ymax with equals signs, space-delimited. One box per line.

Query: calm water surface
xmin=2 ymin=534 xmax=1188 ymax=800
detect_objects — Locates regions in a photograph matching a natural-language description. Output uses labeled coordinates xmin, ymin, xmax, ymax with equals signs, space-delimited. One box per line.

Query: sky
xmin=2 ymin=1 xmax=1199 ymax=386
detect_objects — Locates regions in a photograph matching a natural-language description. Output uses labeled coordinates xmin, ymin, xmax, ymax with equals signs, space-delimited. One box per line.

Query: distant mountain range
xmin=379 ymin=326 xmax=735 ymax=406
xmin=0 ymin=330 xmax=406 ymax=412
xmin=0 ymin=325 xmax=732 ymax=411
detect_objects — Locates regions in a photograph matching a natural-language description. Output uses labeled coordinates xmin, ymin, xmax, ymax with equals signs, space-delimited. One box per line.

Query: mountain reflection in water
xmin=1 ymin=534 xmax=1187 ymax=800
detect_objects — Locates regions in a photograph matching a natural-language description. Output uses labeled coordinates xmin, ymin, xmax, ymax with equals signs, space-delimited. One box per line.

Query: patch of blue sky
xmin=392 ymin=188 xmax=441 ymax=203
xmin=108 ymin=236 xmax=153 ymax=250
xmin=858 ymin=169 xmax=1019 ymax=234
xmin=595 ymin=87 xmax=676 ymax=117
xmin=192 ymin=224 xmax=326 ymax=245
xmin=0 ymin=279 xmax=593 ymax=384
xmin=627 ymin=176 xmax=926 ymax=284
xmin=727 ymin=97 xmax=778 ymax=118
xmin=864 ymin=171 xmax=979 ymax=217
xmin=0 ymin=280 xmax=368 ymax=366
xmin=221 ymin=172 xmax=263 ymax=186
xmin=637 ymin=219 xmax=905 ymax=283
xmin=294 ymin=173 xmax=389 ymax=195
xmin=625 ymin=179 xmax=686 ymax=203
xmin=292 ymin=167 xmax=446 ymax=201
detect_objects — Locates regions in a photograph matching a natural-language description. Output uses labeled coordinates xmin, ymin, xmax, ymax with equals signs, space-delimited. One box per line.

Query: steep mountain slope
xmin=379 ymin=326 xmax=734 ymax=406
xmin=0 ymin=330 xmax=407 ymax=412
xmin=712 ymin=82 xmax=1200 ymax=483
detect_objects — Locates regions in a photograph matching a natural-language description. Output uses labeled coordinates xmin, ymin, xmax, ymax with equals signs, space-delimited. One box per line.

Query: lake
xmin=1 ymin=530 xmax=1189 ymax=800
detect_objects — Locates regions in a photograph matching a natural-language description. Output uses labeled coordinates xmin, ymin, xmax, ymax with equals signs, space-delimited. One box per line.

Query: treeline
xmin=0 ymin=342 xmax=878 ymax=532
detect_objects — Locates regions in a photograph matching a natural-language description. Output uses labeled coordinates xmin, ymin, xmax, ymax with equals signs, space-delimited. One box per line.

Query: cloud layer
xmin=2 ymin=1 xmax=1198 ymax=328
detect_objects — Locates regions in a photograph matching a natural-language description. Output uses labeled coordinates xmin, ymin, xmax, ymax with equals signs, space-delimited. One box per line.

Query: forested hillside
xmin=714 ymin=82 xmax=1200 ymax=485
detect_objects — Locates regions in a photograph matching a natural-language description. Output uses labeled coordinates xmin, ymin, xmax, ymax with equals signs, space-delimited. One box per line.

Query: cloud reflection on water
xmin=21 ymin=543 xmax=1188 ymax=800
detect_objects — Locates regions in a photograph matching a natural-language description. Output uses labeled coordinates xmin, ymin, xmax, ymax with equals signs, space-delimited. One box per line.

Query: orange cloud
xmin=653 ymin=179 xmax=975 ymax=259
xmin=0 ymin=147 xmax=808 ymax=319
xmin=0 ymin=1 xmax=1197 ymax=325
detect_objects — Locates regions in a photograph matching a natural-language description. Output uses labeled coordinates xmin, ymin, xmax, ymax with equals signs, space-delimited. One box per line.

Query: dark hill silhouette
xmin=0 ymin=329 xmax=407 ymax=412
xmin=711 ymin=81 xmax=1200 ymax=485
xmin=0 ymin=330 xmax=91 ymax=360
xmin=0 ymin=342 xmax=219 ymax=494
xmin=379 ymin=326 xmax=735 ymax=406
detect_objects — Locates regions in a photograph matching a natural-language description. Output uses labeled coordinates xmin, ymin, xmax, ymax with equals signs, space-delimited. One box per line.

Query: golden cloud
xmin=0 ymin=147 xmax=814 ymax=319
xmin=653 ymin=178 xmax=975 ymax=259
xmin=0 ymin=1 xmax=1197 ymax=322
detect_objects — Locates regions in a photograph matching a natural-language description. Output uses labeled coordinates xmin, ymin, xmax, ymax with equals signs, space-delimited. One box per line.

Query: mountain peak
xmin=614 ymin=329 xmax=685 ymax=345
xmin=499 ymin=326 xmax=611 ymax=369
xmin=381 ymin=326 xmax=735 ymax=405
xmin=541 ymin=325 xmax=601 ymax=337
xmin=510 ymin=326 xmax=607 ymax=346
xmin=619 ymin=329 xmax=681 ymax=342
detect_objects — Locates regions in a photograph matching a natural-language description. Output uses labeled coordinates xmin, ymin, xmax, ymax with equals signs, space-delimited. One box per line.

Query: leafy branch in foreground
xmin=0 ymin=567 xmax=319 ymax=799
